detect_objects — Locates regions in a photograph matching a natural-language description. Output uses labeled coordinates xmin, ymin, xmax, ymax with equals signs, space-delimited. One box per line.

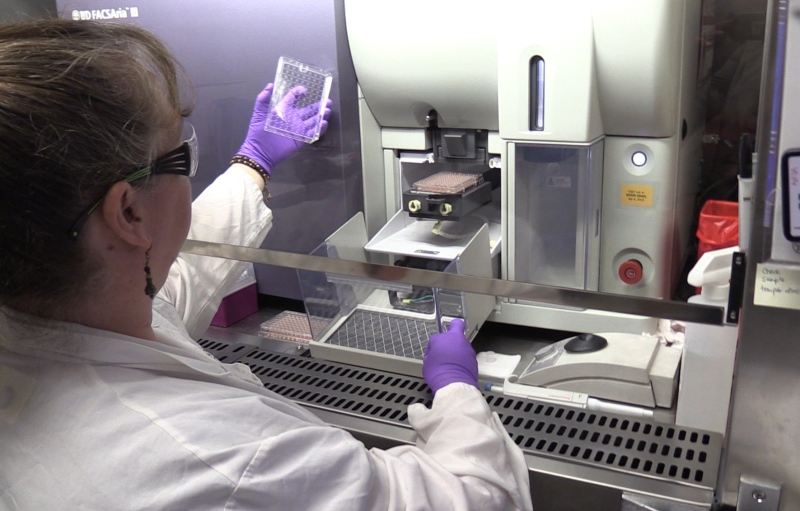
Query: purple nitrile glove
xmin=422 ymin=319 xmax=479 ymax=395
xmin=236 ymin=83 xmax=332 ymax=175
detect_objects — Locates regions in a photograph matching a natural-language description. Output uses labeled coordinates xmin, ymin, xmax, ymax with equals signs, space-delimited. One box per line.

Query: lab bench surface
xmin=201 ymin=305 xmax=723 ymax=510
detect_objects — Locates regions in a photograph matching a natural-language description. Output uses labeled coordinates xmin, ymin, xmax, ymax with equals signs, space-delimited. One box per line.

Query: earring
xmin=144 ymin=249 xmax=156 ymax=299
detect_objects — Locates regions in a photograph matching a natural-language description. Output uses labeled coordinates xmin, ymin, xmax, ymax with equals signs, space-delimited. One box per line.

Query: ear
xmin=100 ymin=181 xmax=151 ymax=249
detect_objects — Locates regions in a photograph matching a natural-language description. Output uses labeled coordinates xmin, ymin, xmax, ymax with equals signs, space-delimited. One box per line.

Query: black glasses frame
xmin=67 ymin=140 xmax=195 ymax=240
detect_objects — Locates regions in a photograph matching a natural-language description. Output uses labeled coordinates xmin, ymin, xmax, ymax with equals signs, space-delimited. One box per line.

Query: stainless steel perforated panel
xmin=196 ymin=337 xmax=254 ymax=363
xmin=199 ymin=339 xmax=722 ymax=501
xmin=486 ymin=394 xmax=717 ymax=486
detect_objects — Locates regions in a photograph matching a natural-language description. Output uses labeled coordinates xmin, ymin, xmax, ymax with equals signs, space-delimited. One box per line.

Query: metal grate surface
xmin=241 ymin=348 xmax=429 ymax=424
xmin=323 ymin=309 xmax=438 ymax=360
xmin=203 ymin=340 xmax=722 ymax=491
xmin=196 ymin=337 xmax=254 ymax=363
xmin=485 ymin=394 xmax=717 ymax=485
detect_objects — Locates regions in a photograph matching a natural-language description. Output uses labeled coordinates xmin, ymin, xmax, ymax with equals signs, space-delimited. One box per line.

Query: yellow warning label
xmin=620 ymin=184 xmax=654 ymax=207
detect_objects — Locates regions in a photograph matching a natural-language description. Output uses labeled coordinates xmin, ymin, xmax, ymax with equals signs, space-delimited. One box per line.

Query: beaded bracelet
xmin=230 ymin=155 xmax=272 ymax=200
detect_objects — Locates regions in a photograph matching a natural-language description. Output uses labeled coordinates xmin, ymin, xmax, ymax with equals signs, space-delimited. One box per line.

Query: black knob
xmin=564 ymin=333 xmax=608 ymax=353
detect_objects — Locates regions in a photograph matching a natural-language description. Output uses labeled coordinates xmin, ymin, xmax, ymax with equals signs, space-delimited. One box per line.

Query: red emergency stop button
xmin=618 ymin=259 xmax=643 ymax=284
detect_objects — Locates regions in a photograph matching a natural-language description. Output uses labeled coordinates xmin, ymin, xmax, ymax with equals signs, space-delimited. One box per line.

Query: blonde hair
xmin=0 ymin=18 xmax=193 ymax=315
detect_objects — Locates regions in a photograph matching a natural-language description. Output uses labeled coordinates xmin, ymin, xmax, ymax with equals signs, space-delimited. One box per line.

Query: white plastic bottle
xmin=675 ymin=246 xmax=740 ymax=436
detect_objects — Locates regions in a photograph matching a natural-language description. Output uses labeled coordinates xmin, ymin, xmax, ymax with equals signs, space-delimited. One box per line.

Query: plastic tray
xmin=259 ymin=311 xmax=330 ymax=345
xmin=264 ymin=56 xmax=332 ymax=144
xmin=412 ymin=172 xmax=483 ymax=194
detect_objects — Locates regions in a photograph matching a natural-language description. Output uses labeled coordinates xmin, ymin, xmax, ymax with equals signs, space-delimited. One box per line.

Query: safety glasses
xmin=68 ymin=122 xmax=198 ymax=240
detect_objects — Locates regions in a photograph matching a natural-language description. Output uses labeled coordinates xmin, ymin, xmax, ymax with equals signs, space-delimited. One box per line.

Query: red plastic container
xmin=696 ymin=200 xmax=739 ymax=261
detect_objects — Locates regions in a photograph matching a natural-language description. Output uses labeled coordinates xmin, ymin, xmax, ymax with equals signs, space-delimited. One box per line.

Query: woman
xmin=0 ymin=19 xmax=532 ymax=510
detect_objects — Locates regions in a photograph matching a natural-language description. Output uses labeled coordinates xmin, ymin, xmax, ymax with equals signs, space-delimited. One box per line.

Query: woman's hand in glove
xmin=422 ymin=319 xmax=479 ymax=396
xmin=236 ymin=83 xmax=332 ymax=175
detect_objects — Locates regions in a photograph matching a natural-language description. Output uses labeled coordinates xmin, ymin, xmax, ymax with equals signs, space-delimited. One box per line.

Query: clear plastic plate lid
xmin=264 ymin=56 xmax=332 ymax=144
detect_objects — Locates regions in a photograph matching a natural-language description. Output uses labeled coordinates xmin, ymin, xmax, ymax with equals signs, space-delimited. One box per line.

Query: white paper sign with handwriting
xmin=754 ymin=263 xmax=800 ymax=310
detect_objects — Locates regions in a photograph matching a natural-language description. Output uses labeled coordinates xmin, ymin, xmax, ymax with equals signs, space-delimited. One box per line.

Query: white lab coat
xmin=0 ymin=167 xmax=532 ymax=511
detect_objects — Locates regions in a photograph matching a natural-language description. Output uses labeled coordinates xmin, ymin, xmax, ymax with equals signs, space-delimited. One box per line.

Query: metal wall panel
xmin=0 ymin=0 xmax=55 ymax=21
xmin=722 ymin=0 xmax=800 ymax=508
xmin=55 ymin=0 xmax=363 ymax=300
